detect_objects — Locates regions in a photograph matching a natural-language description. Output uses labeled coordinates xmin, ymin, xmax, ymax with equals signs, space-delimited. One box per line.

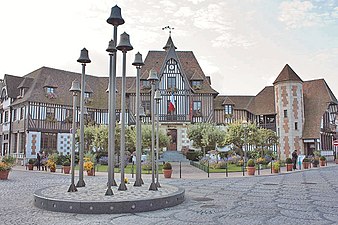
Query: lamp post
xmin=76 ymin=48 xmax=91 ymax=187
xmin=106 ymin=4 xmax=124 ymax=195
xmin=132 ymin=52 xmax=145 ymax=187
xmin=68 ymin=80 xmax=81 ymax=192
xmin=242 ymin=120 xmax=248 ymax=176
xmin=154 ymin=89 xmax=161 ymax=188
xmin=147 ymin=69 xmax=159 ymax=191
xmin=105 ymin=39 xmax=118 ymax=196
xmin=116 ymin=32 xmax=133 ymax=191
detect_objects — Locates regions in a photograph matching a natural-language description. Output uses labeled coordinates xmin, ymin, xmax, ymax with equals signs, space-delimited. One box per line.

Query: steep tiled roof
xmin=163 ymin=36 xmax=177 ymax=50
xmin=18 ymin=77 xmax=33 ymax=89
xmin=214 ymin=95 xmax=255 ymax=111
xmin=4 ymin=74 xmax=24 ymax=99
xmin=252 ymin=86 xmax=276 ymax=115
xmin=273 ymin=64 xmax=303 ymax=84
xmin=139 ymin=50 xmax=218 ymax=95
xmin=302 ymin=79 xmax=337 ymax=139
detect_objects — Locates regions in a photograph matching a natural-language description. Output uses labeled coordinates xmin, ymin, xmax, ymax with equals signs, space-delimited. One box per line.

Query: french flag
xmin=168 ymin=92 xmax=175 ymax=112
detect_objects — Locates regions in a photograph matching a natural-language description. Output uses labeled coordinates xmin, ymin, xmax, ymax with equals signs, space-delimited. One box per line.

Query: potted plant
xmin=62 ymin=160 xmax=71 ymax=174
xmin=302 ymin=157 xmax=310 ymax=169
xmin=46 ymin=159 xmax=56 ymax=172
xmin=247 ymin=159 xmax=256 ymax=175
xmin=319 ymin=156 xmax=326 ymax=166
xmin=285 ymin=158 xmax=293 ymax=171
xmin=163 ymin=162 xmax=172 ymax=178
xmin=312 ymin=157 xmax=319 ymax=167
xmin=28 ymin=158 xmax=36 ymax=170
xmin=0 ymin=156 xmax=15 ymax=180
xmin=84 ymin=153 xmax=95 ymax=176
xmin=272 ymin=161 xmax=280 ymax=173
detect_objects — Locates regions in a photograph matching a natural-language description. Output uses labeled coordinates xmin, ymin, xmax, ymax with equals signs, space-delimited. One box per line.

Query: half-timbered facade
xmin=0 ymin=37 xmax=337 ymax=161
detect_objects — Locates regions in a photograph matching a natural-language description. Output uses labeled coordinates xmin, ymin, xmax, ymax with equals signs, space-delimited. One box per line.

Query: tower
xmin=274 ymin=64 xmax=304 ymax=159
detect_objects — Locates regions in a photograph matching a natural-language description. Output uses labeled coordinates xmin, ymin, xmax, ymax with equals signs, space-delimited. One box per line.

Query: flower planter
xmin=63 ymin=166 xmax=71 ymax=174
xmin=28 ymin=164 xmax=34 ymax=170
xmin=303 ymin=162 xmax=310 ymax=169
xmin=272 ymin=168 xmax=279 ymax=173
xmin=163 ymin=169 xmax=172 ymax=178
xmin=320 ymin=160 xmax=326 ymax=166
xmin=312 ymin=163 xmax=318 ymax=168
xmin=336 ymin=159 xmax=338 ymax=164
xmin=87 ymin=169 xmax=94 ymax=176
xmin=50 ymin=168 xmax=56 ymax=172
xmin=247 ymin=166 xmax=255 ymax=175
xmin=0 ymin=170 xmax=9 ymax=180
xmin=286 ymin=164 xmax=293 ymax=171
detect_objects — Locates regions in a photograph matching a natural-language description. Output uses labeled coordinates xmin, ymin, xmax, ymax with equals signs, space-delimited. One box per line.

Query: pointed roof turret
xmin=273 ymin=64 xmax=303 ymax=84
xmin=163 ymin=36 xmax=177 ymax=51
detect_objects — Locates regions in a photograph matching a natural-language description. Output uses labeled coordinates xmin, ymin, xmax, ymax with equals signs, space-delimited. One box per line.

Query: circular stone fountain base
xmin=34 ymin=183 xmax=185 ymax=214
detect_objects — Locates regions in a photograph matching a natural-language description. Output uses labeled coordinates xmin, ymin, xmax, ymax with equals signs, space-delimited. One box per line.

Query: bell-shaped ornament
xmin=107 ymin=5 xmax=125 ymax=26
xmin=139 ymin=106 xmax=146 ymax=118
xmin=132 ymin=52 xmax=144 ymax=66
xmin=147 ymin=69 xmax=159 ymax=82
xmin=154 ymin=89 xmax=161 ymax=101
xmin=70 ymin=80 xmax=81 ymax=93
xmin=116 ymin=32 xmax=133 ymax=52
xmin=77 ymin=48 xmax=91 ymax=64
xmin=106 ymin=39 xmax=117 ymax=53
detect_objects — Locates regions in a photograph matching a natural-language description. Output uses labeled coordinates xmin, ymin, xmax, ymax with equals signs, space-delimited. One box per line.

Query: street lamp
xmin=68 ymin=80 xmax=81 ymax=192
xmin=105 ymin=4 xmax=124 ymax=196
xmin=132 ymin=52 xmax=145 ymax=187
xmin=147 ymin=69 xmax=159 ymax=191
xmin=116 ymin=32 xmax=133 ymax=191
xmin=242 ymin=120 xmax=248 ymax=176
xmin=76 ymin=48 xmax=91 ymax=187
xmin=154 ymin=89 xmax=161 ymax=188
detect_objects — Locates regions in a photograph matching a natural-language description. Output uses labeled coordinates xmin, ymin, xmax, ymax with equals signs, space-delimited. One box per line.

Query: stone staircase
xmin=159 ymin=151 xmax=189 ymax=162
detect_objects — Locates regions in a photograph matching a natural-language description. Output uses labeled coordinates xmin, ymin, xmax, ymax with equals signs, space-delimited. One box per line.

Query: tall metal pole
xmin=68 ymin=80 xmax=80 ymax=192
xmin=77 ymin=63 xmax=86 ymax=187
xmin=155 ymin=95 xmax=161 ymax=188
xmin=106 ymin=4 xmax=124 ymax=195
xmin=118 ymin=50 xmax=127 ymax=191
xmin=149 ymin=82 xmax=157 ymax=191
xmin=133 ymin=52 xmax=144 ymax=187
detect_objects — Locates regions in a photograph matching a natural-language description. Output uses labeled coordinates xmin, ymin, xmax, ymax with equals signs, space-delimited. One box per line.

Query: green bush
xmin=273 ymin=162 xmax=280 ymax=170
xmin=320 ymin=156 xmax=326 ymax=161
xmin=2 ymin=156 xmax=15 ymax=166
xmin=163 ymin=162 xmax=172 ymax=170
xmin=186 ymin=151 xmax=201 ymax=161
xmin=28 ymin=158 xmax=36 ymax=164
xmin=303 ymin=157 xmax=310 ymax=163
xmin=285 ymin=157 xmax=293 ymax=164
xmin=247 ymin=159 xmax=255 ymax=167
xmin=142 ymin=162 xmax=152 ymax=171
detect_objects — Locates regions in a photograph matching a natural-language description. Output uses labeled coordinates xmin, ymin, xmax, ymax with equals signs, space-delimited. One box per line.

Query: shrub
xmin=320 ymin=156 xmax=326 ymax=161
xmin=2 ymin=156 xmax=15 ymax=166
xmin=236 ymin=159 xmax=244 ymax=167
xmin=273 ymin=162 xmax=280 ymax=170
xmin=215 ymin=161 xmax=227 ymax=169
xmin=247 ymin=159 xmax=255 ymax=167
xmin=186 ymin=151 xmax=201 ymax=161
xmin=163 ymin=162 xmax=172 ymax=170
xmin=303 ymin=158 xmax=310 ymax=163
xmin=142 ymin=161 xmax=152 ymax=171
xmin=256 ymin=157 xmax=267 ymax=165
xmin=62 ymin=160 xmax=70 ymax=166
xmin=28 ymin=158 xmax=36 ymax=164
xmin=285 ymin=157 xmax=293 ymax=164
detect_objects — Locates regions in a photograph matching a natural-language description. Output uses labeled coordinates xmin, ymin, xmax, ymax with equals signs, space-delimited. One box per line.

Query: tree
xmin=187 ymin=123 xmax=226 ymax=155
xmin=141 ymin=125 xmax=170 ymax=151
xmin=254 ymin=128 xmax=278 ymax=157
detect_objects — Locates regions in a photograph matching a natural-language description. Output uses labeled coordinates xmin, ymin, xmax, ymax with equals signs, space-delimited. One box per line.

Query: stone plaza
xmin=1 ymin=164 xmax=338 ymax=225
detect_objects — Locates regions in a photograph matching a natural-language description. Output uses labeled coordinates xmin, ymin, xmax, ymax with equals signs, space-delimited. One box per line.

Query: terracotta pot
xmin=272 ymin=168 xmax=279 ymax=173
xmin=50 ymin=168 xmax=56 ymax=172
xmin=335 ymin=159 xmax=338 ymax=164
xmin=28 ymin=164 xmax=34 ymax=170
xmin=0 ymin=170 xmax=9 ymax=180
xmin=63 ymin=166 xmax=71 ymax=174
xmin=303 ymin=162 xmax=310 ymax=169
xmin=163 ymin=169 xmax=172 ymax=178
xmin=286 ymin=164 xmax=293 ymax=171
xmin=247 ymin=166 xmax=255 ymax=175
xmin=320 ymin=160 xmax=325 ymax=166
xmin=87 ymin=169 xmax=94 ymax=176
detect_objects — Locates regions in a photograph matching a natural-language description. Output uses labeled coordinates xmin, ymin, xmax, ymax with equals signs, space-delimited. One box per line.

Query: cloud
xmin=279 ymin=0 xmax=338 ymax=29
xmin=187 ymin=0 xmax=206 ymax=4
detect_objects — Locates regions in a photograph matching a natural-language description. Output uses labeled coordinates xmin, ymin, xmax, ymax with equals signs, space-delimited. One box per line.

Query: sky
xmin=0 ymin=0 xmax=338 ymax=96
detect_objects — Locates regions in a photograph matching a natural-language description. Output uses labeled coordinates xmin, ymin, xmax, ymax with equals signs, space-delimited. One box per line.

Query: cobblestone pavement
xmin=1 ymin=165 xmax=338 ymax=225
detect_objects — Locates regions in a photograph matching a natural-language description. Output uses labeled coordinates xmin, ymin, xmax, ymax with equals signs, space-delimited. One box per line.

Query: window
xmin=192 ymin=80 xmax=202 ymax=89
xmin=20 ymin=107 xmax=24 ymax=120
xmin=141 ymin=80 xmax=150 ymax=89
xmin=41 ymin=133 xmax=57 ymax=150
xmin=295 ymin=122 xmax=298 ymax=130
xmin=13 ymin=109 xmax=17 ymax=121
xmin=4 ymin=111 xmax=9 ymax=123
xmin=193 ymin=101 xmax=202 ymax=116
xmin=142 ymin=101 xmax=151 ymax=116
xmin=46 ymin=87 xmax=55 ymax=93
xmin=167 ymin=77 xmax=176 ymax=89
xmin=284 ymin=110 xmax=287 ymax=118
xmin=84 ymin=92 xmax=91 ymax=98
xmin=46 ymin=108 xmax=55 ymax=119
xmin=224 ymin=105 xmax=233 ymax=115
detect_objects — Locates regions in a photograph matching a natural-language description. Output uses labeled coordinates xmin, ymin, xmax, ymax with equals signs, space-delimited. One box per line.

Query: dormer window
xmin=84 ymin=92 xmax=93 ymax=104
xmin=141 ymin=80 xmax=151 ymax=89
xmin=45 ymin=87 xmax=57 ymax=99
xmin=192 ymin=80 xmax=202 ymax=89
xmin=167 ymin=77 xmax=176 ymax=89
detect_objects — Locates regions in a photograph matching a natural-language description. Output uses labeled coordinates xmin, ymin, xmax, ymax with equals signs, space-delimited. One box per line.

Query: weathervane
xmin=162 ymin=26 xmax=174 ymax=37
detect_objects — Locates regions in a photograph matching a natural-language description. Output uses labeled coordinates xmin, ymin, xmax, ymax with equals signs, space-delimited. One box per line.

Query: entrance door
xmin=167 ymin=129 xmax=177 ymax=151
